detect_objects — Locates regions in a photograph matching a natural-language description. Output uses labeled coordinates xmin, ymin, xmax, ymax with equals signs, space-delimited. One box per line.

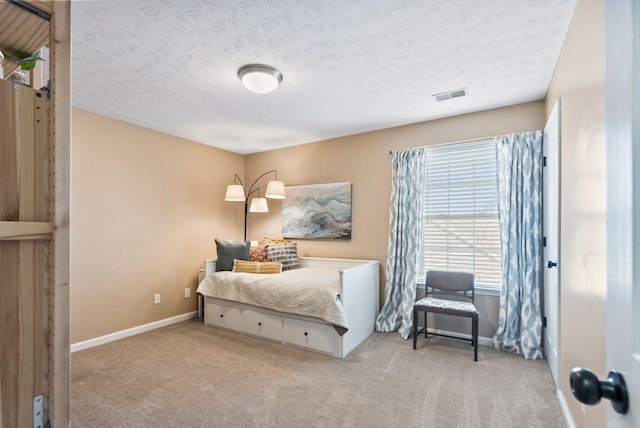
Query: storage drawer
xmin=283 ymin=317 xmax=334 ymax=354
xmin=242 ymin=310 xmax=282 ymax=342
xmin=205 ymin=302 xmax=241 ymax=332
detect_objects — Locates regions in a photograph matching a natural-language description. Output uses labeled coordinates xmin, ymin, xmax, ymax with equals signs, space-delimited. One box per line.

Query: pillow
xmin=262 ymin=237 xmax=292 ymax=245
xmin=265 ymin=242 xmax=300 ymax=271
xmin=233 ymin=259 xmax=282 ymax=274
xmin=215 ymin=239 xmax=250 ymax=271
xmin=250 ymin=246 xmax=268 ymax=262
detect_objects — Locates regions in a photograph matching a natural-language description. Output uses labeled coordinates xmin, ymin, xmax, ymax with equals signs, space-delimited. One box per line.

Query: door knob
xmin=569 ymin=367 xmax=629 ymax=414
xmin=547 ymin=260 xmax=557 ymax=268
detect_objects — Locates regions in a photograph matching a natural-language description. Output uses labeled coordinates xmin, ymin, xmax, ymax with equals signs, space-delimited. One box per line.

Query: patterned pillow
xmin=265 ymin=242 xmax=300 ymax=271
xmin=249 ymin=246 xmax=268 ymax=262
xmin=233 ymin=259 xmax=282 ymax=274
xmin=215 ymin=239 xmax=250 ymax=271
xmin=262 ymin=237 xmax=292 ymax=245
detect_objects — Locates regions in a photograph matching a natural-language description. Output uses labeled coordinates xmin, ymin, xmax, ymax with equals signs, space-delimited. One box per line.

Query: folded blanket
xmin=196 ymin=267 xmax=348 ymax=334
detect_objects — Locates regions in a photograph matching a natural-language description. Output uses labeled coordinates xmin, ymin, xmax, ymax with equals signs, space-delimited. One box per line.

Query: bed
xmin=196 ymin=257 xmax=379 ymax=358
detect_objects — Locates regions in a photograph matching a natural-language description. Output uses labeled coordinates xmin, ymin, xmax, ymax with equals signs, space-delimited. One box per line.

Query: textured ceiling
xmin=71 ymin=0 xmax=577 ymax=155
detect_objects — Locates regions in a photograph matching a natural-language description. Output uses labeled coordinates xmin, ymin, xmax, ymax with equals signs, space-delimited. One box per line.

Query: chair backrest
xmin=425 ymin=270 xmax=475 ymax=302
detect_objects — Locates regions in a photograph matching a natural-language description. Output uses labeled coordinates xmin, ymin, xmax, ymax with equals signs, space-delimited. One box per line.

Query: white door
xmin=603 ymin=0 xmax=637 ymax=425
xmin=543 ymin=101 xmax=560 ymax=389
xmin=569 ymin=2 xmax=638 ymax=424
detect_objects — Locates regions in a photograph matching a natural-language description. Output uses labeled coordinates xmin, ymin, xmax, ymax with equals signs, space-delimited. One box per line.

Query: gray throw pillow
xmin=215 ymin=239 xmax=250 ymax=271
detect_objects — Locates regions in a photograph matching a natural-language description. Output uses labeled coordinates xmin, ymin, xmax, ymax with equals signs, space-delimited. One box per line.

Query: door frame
xmin=543 ymin=100 xmax=560 ymax=389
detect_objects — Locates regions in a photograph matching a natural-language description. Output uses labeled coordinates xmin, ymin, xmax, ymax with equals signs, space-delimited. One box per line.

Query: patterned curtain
xmin=375 ymin=148 xmax=426 ymax=339
xmin=492 ymin=131 xmax=544 ymax=359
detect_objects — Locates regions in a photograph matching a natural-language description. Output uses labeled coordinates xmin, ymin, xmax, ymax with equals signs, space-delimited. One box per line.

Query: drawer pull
xmin=220 ymin=314 xmax=223 ymax=318
xmin=304 ymin=332 xmax=308 ymax=336
xmin=258 ymin=322 xmax=262 ymax=326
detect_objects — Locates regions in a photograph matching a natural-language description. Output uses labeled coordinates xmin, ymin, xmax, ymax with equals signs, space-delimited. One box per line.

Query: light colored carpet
xmin=71 ymin=319 xmax=566 ymax=428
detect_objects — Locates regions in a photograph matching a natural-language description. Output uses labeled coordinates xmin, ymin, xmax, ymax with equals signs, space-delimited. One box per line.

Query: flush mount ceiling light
xmin=237 ymin=64 xmax=283 ymax=94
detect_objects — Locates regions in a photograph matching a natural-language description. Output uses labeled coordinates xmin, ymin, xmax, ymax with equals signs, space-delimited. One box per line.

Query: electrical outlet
xmin=184 ymin=288 xmax=191 ymax=298
xmin=154 ymin=293 xmax=161 ymax=304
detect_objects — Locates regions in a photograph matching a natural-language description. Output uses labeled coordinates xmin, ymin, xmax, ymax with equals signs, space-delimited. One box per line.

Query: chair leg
xmin=472 ymin=317 xmax=478 ymax=362
xmin=413 ymin=308 xmax=418 ymax=349
xmin=424 ymin=311 xmax=428 ymax=338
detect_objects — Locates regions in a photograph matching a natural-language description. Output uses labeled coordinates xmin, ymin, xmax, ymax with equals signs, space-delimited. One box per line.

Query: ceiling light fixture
xmin=237 ymin=64 xmax=283 ymax=94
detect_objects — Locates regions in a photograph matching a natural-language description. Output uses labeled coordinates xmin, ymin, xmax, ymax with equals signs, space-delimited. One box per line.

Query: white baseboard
xmin=557 ymin=389 xmax=576 ymax=428
xmin=426 ymin=327 xmax=494 ymax=347
xmin=70 ymin=311 xmax=198 ymax=353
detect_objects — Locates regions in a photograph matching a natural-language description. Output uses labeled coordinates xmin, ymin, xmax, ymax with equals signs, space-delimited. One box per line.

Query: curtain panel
xmin=375 ymin=148 xmax=426 ymax=339
xmin=492 ymin=131 xmax=544 ymax=359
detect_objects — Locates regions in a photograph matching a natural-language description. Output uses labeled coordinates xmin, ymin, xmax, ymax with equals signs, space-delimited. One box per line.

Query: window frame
xmin=418 ymin=138 xmax=503 ymax=293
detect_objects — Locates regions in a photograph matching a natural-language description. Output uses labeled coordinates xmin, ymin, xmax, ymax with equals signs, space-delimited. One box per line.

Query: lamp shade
xmin=249 ymin=197 xmax=269 ymax=213
xmin=265 ymin=181 xmax=286 ymax=199
xmin=225 ymin=184 xmax=245 ymax=201
xmin=238 ymin=64 xmax=283 ymax=94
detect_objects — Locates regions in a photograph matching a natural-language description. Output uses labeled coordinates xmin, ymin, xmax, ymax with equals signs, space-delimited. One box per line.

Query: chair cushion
xmin=414 ymin=297 xmax=479 ymax=316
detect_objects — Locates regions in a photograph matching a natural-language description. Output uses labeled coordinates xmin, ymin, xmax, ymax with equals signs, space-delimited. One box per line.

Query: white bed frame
xmin=200 ymin=257 xmax=379 ymax=358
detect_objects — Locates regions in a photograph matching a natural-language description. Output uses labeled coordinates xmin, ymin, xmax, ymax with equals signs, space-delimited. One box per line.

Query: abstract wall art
xmin=281 ymin=182 xmax=352 ymax=240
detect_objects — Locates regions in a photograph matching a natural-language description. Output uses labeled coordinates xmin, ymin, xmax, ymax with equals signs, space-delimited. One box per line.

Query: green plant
xmin=5 ymin=42 xmax=49 ymax=71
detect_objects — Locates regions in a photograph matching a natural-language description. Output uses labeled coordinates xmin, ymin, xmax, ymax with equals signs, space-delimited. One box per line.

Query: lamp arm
xmin=245 ymin=170 xmax=277 ymax=201
xmin=227 ymin=170 xmax=276 ymax=241
xmin=247 ymin=186 xmax=261 ymax=199
xmin=232 ymin=174 xmax=247 ymax=199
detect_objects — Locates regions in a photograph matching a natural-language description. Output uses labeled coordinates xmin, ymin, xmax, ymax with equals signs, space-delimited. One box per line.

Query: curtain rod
xmin=389 ymin=135 xmax=503 ymax=156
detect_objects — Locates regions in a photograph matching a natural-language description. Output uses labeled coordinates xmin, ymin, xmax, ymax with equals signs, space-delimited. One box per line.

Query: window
xmin=419 ymin=139 xmax=502 ymax=288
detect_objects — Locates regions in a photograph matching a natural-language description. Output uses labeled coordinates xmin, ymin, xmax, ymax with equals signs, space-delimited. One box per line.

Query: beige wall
xmin=245 ymin=101 xmax=546 ymax=338
xmin=545 ymin=0 xmax=605 ymax=426
xmin=70 ymin=109 xmax=244 ymax=343
xmin=71 ymin=102 xmax=544 ymax=345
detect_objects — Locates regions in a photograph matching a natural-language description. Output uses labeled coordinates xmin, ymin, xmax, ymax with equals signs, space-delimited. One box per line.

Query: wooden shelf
xmin=0 ymin=221 xmax=52 ymax=240
xmin=0 ymin=2 xmax=50 ymax=76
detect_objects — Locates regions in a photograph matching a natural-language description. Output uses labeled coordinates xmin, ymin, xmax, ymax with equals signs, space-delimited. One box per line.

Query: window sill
xmin=416 ymin=280 xmax=501 ymax=297
xmin=474 ymin=285 xmax=501 ymax=297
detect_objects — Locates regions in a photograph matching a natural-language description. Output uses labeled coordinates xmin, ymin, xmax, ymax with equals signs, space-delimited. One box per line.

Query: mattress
xmin=196 ymin=267 xmax=348 ymax=333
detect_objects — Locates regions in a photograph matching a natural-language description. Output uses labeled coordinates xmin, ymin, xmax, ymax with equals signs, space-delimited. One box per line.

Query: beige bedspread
xmin=196 ymin=267 xmax=348 ymax=334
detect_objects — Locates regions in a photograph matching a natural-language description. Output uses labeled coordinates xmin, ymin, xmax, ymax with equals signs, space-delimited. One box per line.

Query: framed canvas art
xmin=281 ymin=182 xmax=351 ymax=240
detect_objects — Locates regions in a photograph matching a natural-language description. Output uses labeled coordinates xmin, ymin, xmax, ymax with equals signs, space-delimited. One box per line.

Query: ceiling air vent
xmin=433 ymin=88 xmax=467 ymax=102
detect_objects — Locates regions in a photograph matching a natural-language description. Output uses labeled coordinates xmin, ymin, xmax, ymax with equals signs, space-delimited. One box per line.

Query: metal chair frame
xmin=412 ymin=270 xmax=479 ymax=361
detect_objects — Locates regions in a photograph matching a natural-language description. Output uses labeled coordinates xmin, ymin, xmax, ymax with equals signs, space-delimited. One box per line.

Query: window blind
xmin=419 ymin=139 xmax=502 ymax=286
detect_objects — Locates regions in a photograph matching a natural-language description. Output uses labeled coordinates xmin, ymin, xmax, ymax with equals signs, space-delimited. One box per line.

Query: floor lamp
xmin=224 ymin=170 xmax=286 ymax=241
